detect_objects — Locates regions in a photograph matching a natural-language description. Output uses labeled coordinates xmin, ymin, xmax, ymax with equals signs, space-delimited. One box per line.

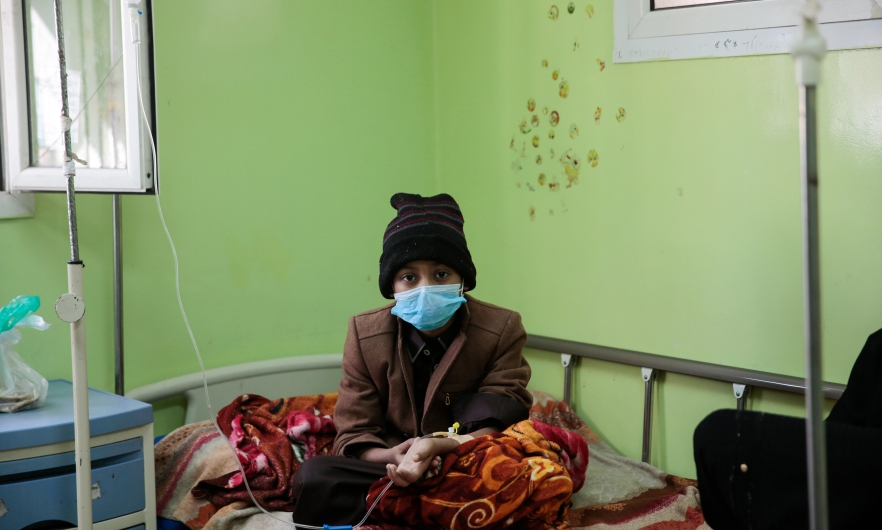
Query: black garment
xmin=694 ymin=328 xmax=882 ymax=529
xmin=827 ymin=328 xmax=882 ymax=428
xmin=403 ymin=317 xmax=461 ymax=424
xmin=290 ymin=456 xmax=386 ymax=526
xmin=450 ymin=392 xmax=528 ymax=433
xmin=694 ymin=410 xmax=882 ymax=529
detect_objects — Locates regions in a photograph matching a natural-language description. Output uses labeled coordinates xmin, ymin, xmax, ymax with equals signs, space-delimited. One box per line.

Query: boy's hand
xmin=389 ymin=438 xmax=417 ymax=465
xmin=360 ymin=438 xmax=417 ymax=465
xmin=386 ymin=437 xmax=460 ymax=487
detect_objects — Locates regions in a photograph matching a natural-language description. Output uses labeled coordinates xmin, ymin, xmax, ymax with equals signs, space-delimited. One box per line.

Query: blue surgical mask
xmin=391 ymin=283 xmax=466 ymax=331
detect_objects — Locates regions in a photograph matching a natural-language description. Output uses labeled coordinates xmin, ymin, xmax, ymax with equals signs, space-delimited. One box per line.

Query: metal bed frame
xmin=130 ymin=336 xmax=847 ymax=470
xmin=526 ymin=335 xmax=846 ymax=465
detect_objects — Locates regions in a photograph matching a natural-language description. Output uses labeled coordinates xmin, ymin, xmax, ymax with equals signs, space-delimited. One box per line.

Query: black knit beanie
xmin=379 ymin=193 xmax=476 ymax=299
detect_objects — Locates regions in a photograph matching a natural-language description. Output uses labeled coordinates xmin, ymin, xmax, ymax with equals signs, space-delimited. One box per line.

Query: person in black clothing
xmin=694 ymin=328 xmax=882 ymax=529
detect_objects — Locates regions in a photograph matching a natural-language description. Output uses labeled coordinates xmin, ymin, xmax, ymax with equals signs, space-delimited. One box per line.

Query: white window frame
xmin=0 ymin=188 xmax=35 ymax=218
xmin=0 ymin=0 xmax=34 ymax=217
xmin=0 ymin=0 xmax=153 ymax=215
xmin=614 ymin=0 xmax=882 ymax=63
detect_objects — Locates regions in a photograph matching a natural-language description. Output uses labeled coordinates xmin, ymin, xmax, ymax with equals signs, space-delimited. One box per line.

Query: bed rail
xmin=127 ymin=354 xmax=344 ymax=424
xmin=129 ymin=339 xmax=848 ymax=467
xmin=526 ymin=335 xmax=846 ymax=463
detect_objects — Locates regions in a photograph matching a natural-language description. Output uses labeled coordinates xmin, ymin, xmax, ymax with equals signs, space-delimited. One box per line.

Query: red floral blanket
xmin=191 ymin=393 xmax=337 ymax=511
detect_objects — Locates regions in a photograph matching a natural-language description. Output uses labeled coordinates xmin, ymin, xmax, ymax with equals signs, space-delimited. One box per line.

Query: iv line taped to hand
xmin=129 ymin=5 xmax=390 ymax=528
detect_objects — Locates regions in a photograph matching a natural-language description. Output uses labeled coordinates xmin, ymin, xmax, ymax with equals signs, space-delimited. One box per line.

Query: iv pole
xmin=51 ymin=1 xmax=93 ymax=529
xmin=792 ymin=1 xmax=828 ymax=528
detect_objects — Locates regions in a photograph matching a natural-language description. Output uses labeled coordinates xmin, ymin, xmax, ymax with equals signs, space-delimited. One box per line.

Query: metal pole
xmin=55 ymin=10 xmax=78 ymax=262
xmin=526 ymin=334 xmax=847 ymax=399
xmin=65 ymin=263 xmax=91 ymax=530
xmin=733 ymin=383 xmax=749 ymax=411
xmin=113 ymin=194 xmax=124 ymax=395
xmin=641 ymin=367 xmax=654 ymax=464
xmin=52 ymin=2 xmax=92 ymax=529
xmin=800 ymin=84 xmax=829 ymax=530
xmin=111 ymin=0 xmax=124 ymax=397
xmin=561 ymin=354 xmax=573 ymax=406
xmin=792 ymin=3 xmax=828 ymax=528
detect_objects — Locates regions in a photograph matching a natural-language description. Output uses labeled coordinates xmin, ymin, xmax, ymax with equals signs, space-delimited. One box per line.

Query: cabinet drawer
xmin=0 ymin=449 xmax=144 ymax=529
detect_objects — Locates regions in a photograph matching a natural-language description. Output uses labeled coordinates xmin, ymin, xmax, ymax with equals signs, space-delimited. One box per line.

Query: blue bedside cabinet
xmin=0 ymin=380 xmax=155 ymax=530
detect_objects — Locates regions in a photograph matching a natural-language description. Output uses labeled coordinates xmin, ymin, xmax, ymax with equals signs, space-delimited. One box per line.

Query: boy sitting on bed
xmin=290 ymin=193 xmax=532 ymax=526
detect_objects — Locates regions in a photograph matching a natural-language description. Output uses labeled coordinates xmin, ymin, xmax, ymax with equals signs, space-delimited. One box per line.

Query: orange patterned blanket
xmin=361 ymin=420 xmax=582 ymax=530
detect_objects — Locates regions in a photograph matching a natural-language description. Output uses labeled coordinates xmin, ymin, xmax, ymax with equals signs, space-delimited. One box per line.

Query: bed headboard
xmin=126 ymin=353 xmax=343 ymax=424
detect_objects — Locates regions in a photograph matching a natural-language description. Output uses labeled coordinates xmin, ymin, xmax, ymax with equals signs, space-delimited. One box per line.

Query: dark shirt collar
xmin=403 ymin=312 xmax=462 ymax=363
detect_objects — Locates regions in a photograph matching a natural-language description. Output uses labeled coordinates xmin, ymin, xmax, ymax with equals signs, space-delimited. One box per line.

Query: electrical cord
xmin=130 ymin=5 xmax=389 ymax=528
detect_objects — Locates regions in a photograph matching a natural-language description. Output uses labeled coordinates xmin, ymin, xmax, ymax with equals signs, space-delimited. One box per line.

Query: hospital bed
xmin=125 ymin=335 xmax=845 ymax=529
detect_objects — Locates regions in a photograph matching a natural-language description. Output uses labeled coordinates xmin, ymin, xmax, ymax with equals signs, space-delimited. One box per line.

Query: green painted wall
xmin=1 ymin=0 xmax=437 ymax=434
xmin=2 ymin=0 xmax=880 ymax=480
xmin=434 ymin=1 xmax=882 ymax=477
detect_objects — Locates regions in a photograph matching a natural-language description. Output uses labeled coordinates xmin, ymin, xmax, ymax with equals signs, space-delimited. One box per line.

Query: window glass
xmin=25 ymin=0 xmax=126 ymax=169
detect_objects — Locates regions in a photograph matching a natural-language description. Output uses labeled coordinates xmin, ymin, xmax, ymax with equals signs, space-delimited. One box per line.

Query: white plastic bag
xmin=0 ymin=314 xmax=50 ymax=413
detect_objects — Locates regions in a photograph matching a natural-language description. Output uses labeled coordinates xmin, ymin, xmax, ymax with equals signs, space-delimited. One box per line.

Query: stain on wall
xmin=508 ymin=4 xmax=613 ymax=219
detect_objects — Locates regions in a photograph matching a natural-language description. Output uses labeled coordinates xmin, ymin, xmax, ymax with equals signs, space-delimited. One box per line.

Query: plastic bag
xmin=0 ymin=296 xmax=50 ymax=413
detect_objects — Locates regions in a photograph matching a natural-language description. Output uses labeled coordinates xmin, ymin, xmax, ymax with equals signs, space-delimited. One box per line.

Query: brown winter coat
xmin=333 ymin=295 xmax=532 ymax=456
